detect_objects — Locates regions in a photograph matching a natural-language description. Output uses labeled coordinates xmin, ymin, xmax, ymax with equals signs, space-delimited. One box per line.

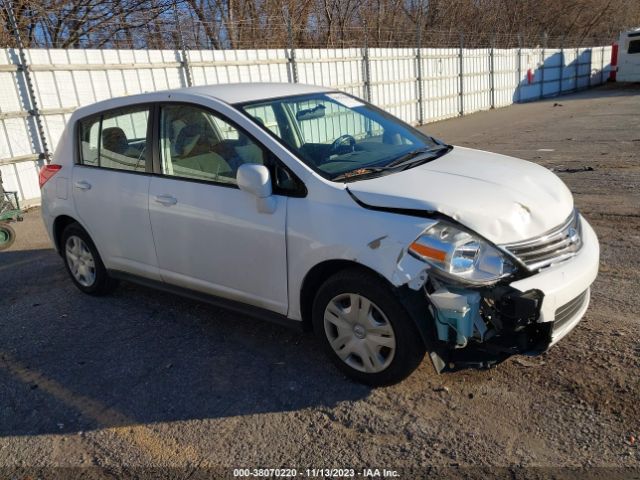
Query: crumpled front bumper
xmin=421 ymin=215 xmax=599 ymax=371
xmin=509 ymin=215 xmax=599 ymax=344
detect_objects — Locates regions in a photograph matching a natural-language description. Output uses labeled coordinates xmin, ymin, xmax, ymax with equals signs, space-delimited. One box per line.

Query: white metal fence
xmin=0 ymin=45 xmax=612 ymax=206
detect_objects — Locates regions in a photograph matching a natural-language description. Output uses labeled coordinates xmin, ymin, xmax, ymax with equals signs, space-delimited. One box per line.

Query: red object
xmin=610 ymin=42 xmax=618 ymax=81
xmin=39 ymin=164 xmax=62 ymax=188
xmin=527 ymin=68 xmax=534 ymax=84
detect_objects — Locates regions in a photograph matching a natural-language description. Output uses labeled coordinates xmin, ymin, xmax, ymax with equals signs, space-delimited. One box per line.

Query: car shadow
xmin=0 ymin=248 xmax=371 ymax=437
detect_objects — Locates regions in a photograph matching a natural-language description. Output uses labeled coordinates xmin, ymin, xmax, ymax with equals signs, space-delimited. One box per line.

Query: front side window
xmin=241 ymin=92 xmax=447 ymax=181
xmin=159 ymin=104 xmax=266 ymax=185
xmin=78 ymin=106 xmax=149 ymax=172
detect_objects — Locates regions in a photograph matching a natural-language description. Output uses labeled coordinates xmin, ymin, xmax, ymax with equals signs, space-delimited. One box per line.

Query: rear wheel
xmin=0 ymin=223 xmax=15 ymax=251
xmin=61 ymin=223 xmax=117 ymax=295
xmin=312 ymin=268 xmax=426 ymax=386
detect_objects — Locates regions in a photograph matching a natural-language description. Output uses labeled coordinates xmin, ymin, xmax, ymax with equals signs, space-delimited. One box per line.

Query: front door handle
xmin=154 ymin=194 xmax=178 ymax=206
xmin=74 ymin=180 xmax=92 ymax=190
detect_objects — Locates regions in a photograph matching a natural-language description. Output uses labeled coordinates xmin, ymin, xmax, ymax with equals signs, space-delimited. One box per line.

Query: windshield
xmin=239 ymin=92 xmax=448 ymax=181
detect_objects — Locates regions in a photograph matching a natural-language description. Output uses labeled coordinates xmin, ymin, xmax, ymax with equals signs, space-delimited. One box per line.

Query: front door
xmin=148 ymin=103 xmax=288 ymax=314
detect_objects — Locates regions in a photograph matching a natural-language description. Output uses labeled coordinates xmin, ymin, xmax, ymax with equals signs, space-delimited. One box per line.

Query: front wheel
xmin=312 ymin=268 xmax=426 ymax=386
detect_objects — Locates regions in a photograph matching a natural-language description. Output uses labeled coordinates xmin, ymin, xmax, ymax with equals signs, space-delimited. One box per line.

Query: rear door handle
xmin=74 ymin=180 xmax=91 ymax=190
xmin=154 ymin=194 xmax=178 ymax=206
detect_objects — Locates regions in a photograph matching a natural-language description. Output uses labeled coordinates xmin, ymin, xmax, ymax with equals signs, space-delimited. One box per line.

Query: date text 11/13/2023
xmin=233 ymin=468 xmax=400 ymax=477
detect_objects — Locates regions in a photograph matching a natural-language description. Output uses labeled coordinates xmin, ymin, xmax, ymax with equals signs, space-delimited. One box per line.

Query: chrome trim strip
xmin=501 ymin=209 xmax=583 ymax=271
xmin=503 ymin=211 xmax=576 ymax=249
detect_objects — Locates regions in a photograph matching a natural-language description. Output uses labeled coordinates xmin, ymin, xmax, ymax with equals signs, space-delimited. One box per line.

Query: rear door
xmin=73 ymin=105 xmax=159 ymax=280
xmin=148 ymin=103 xmax=289 ymax=314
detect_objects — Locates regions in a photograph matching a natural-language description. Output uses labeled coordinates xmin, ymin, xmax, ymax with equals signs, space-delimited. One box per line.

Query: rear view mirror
xmin=296 ymin=104 xmax=326 ymax=121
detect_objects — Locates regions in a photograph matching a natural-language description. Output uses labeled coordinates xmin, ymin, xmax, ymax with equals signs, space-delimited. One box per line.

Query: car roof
xmin=71 ymin=82 xmax=335 ymax=120
xmin=181 ymin=82 xmax=334 ymax=104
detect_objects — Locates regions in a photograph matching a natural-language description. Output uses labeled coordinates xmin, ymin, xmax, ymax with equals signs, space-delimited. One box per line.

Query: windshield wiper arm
xmin=331 ymin=145 xmax=452 ymax=181
xmin=331 ymin=167 xmax=389 ymax=182
xmin=385 ymin=145 xmax=451 ymax=169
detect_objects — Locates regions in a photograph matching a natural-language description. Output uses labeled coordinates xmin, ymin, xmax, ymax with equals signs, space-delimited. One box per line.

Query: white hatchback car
xmin=41 ymin=83 xmax=599 ymax=386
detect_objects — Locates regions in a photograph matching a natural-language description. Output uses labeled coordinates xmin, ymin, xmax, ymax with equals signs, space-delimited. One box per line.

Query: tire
xmin=312 ymin=268 xmax=426 ymax=386
xmin=61 ymin=223 xmax=118 ymax=295
xmin=0 ymin=223 xmax=15 ymax=251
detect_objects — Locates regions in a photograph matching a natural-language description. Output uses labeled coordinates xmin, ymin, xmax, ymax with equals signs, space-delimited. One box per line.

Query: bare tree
xmin=2 ymin=0 xmax=638 ymax=49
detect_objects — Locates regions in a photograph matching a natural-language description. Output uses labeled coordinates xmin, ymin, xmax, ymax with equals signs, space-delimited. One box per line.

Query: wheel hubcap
xmin=323 ymin=293 xmax=396 ymax=374
xmin=65 ymin=235 xmax=96 ymax=287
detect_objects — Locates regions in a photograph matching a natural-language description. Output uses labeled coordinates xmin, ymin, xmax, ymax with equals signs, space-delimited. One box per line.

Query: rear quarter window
xmin=78 ymin=116 xmax=100 ymax=166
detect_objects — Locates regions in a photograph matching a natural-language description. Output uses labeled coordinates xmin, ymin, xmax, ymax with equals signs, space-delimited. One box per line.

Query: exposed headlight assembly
xmin=409 ymin=222 xmax=515 ymax=285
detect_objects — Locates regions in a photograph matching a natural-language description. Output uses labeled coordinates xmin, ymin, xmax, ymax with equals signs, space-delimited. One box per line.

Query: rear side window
xmin=629 ymin=39 xmax=640 ymax=54
xmin=77 ymin=106 xmax=150 ymax=172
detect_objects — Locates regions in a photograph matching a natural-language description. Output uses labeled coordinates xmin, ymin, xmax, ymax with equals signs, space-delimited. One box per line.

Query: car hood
xmin=347 ymin=146 xmax=574 ymax=244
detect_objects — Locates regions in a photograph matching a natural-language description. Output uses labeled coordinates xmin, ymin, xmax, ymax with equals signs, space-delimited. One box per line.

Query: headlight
xmin=408 ymin=222 xmax=515 ymax=285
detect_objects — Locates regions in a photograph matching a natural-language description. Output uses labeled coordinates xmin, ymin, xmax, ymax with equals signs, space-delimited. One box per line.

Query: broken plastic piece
xmin=391 ymin=249 xmax=429 ymax=290
xmin=429 ymin=288 xmax=481 ymax=348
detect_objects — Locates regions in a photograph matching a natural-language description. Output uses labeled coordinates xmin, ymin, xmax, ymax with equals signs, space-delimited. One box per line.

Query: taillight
xmin=39 ymin=164 xmax=62 ymax=189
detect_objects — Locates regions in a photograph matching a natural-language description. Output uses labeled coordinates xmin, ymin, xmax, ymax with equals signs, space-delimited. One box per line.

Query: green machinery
xmin=0 ymin=191 xmax=23 ymax=251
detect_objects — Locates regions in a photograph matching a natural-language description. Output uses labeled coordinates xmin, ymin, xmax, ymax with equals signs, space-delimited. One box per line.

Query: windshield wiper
xmin=385 ymin=145 xmax=452 ymax=170
xmin=331 ymin=145 xmax=452 ymax=182
xmin=331 ymin=166 xmax=390 ymax=182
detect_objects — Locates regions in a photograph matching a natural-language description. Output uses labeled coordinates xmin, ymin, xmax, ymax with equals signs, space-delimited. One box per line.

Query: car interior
xmin=243 ymin=97 xmax=420 ymax=179
xmin=100 ymin=126 xmax=147 ymax=172
xmin=161 ymin=105 xmax=265 ymax=184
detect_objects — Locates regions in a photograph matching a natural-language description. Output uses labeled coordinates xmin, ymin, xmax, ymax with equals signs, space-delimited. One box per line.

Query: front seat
xmin=234 ymin=130 xmax=264 ymax=166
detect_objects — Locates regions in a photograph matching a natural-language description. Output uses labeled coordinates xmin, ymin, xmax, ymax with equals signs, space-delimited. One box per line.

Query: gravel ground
xmin=0 ymin=84 xmax=638 ymax=479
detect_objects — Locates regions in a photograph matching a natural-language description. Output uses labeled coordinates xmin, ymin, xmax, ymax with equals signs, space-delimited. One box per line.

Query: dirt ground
xmin=0 ymin=84 xmax=638 ymax=479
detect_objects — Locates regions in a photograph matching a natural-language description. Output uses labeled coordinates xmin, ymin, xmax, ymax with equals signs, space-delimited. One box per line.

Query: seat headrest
xmin=102 ymin=127 xmax=128 ymax=154
xmin=175 ymin=123 xmax=204 ymax=156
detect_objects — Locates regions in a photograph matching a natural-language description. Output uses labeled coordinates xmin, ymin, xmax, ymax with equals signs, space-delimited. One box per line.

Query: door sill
xmin=108 ymin=270 xmax=302 ymax=331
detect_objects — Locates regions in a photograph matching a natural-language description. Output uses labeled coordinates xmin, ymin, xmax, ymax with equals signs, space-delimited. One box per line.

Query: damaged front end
xmin=390 ymin=218 xmax=553 ymax=372
xmin=424 ymin=279 xmax=549 ymax=372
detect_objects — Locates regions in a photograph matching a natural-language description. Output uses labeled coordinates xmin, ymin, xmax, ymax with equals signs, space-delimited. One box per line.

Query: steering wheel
xmin=328 ymin=134 xmax=356 ymax=157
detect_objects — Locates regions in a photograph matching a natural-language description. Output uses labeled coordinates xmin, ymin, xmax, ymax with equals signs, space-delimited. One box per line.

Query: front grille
xmin=554 ymin=289 xmax=589 ymax=332
xmin=502 ymin=210 xmax=582 ymax=271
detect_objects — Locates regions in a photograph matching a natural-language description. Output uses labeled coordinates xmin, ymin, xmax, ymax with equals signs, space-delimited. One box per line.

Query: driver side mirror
xmin=237 ymin=164 xmax=277 ymax=214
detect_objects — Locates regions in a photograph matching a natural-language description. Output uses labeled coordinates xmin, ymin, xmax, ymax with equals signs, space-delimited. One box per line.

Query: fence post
xmin=4 ymin=0 xmax=50 ymax=162
xmin=587 ymin=43 xmax=593 ymax=88
xmin=574 ymin=45 xmax=579 ymax=91
xmin=362 ymin=23 xmax=372 ymax=103
xmin=516 ymin=33 xmax=522 ymax=103
xmin=601 ymin=45 xmax=605 ymax=84
xmin=286 ymin=12 xmax=298 ymax=83
xmin=559 ymin=37 xmax=565 ymax=95
xmin=458 ymin=32 xmax=464 ymax=116
xmin=173 ymin=2 xmax=193 ymax=87
xmin=540 ymin=32 xmax=547 ymax=99
xmin=416 ymin=23 xmax=424 ymax=125
xmin=489 ymin=36 xmax=495 ymax=109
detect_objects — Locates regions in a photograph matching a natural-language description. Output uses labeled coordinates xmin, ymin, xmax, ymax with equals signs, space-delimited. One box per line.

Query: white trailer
xmin=616 ymin=28 xmax=640 ymax=82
